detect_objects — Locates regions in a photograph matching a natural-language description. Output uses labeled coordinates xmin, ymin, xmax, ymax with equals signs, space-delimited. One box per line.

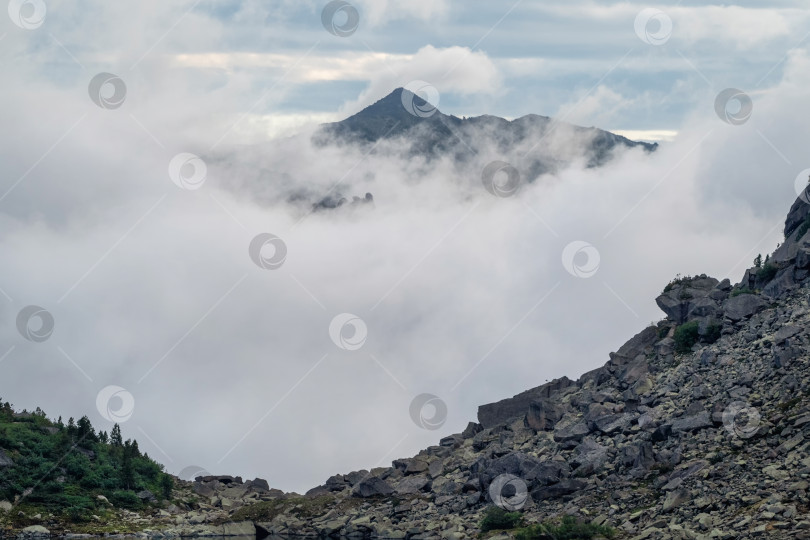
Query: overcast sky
xmin=1 ymin=0 xmax=809 ymax=493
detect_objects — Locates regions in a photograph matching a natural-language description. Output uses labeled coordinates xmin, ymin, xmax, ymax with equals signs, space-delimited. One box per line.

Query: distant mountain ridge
xmin=313 ymin=88 xmax=657 ymax=181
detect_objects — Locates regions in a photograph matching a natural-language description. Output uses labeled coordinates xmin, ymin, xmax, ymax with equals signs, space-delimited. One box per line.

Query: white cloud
xmin=354 ymin=0 xmax=449 ymax=25
xmin=554 ymin=85 xmax=634 ymax=127
xmin=337 ymin=45 xmax=502 ymax=116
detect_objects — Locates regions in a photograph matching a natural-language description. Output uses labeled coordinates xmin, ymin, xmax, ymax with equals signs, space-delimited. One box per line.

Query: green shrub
xmin=673 ymin=321 xmax=700 ymax=354
xmin=515 ymin=516 xmax=615 ymax=540
xmin=65 ymin=505 xmax=92 ymax=523
xmin=657 ymin=325 xmax=670 ymax=339
xmin=662 ymin=274 xmax=691 ymax=293
xmin=703 ymin=322 xmax=722 ymax=344
xmin=480 ymin=506 xmax=524 ymax=532
xmin=757 ymin=262 xmax=778 ymax=283
xmin=0 ymin=401 xmax=170 ymax=518
xmin=160 ymin=474 xmax=174 ymax=499
xmin=109 ymin=491 xmax=142 ymax=510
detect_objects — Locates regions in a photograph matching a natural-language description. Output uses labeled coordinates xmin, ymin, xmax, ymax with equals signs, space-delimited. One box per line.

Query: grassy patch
xmin=778 ymin=398 xmax=802 ymax=412
xmin=480 ymin=506 xmax=524 ymax=532
xmin=514 ymin=516 xmax=615 ymax=540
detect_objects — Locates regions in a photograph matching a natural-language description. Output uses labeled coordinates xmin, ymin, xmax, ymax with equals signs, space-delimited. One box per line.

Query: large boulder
xmin=136 ymin=489 xmax=157 ymax=502
xmin=531 ymin=479 xmax=586 ymax=500
xmin=191 ymin=481 xmax=216 ymax=498
xmin=525 ymin=399 xmax=567 ymax=431
xmin=477 ymin=377 xmax=576 ymax=428
xmin=21 ymin=526 xmax=50 ymax=537
xmin=477 ymin=452 xmax=570 ymax=490
xmin=246 ymin=478 xmax=270 ymax=491
xmin=352 ymin=477 xmax=394 ymax=498
xmin=723 ymin=294 xmax=768 ymax=322
xmin=783 ymin=195 xmax=810 ymax=240
xmin=344 ymin=470 xmax=370 ymax=486
xmin=0 ymin=449 xmax=13 ymax=467
xmin=655 ymin=276 xmax=721 ymax=324
xmin=570 ymin=439 xmax=608 ymax=476
xmin=609 ymin=326 xmax=659 ymax=365
xmin=671 ymin=411 xmax=712 ymax=433
xmin=591 ymin=413 xmax=635 ymax=435
xmin=622 ymin=441 xmax=655 ymax=471
xmin=222 ymin=521 xmax=255 ymax=536
xmin=395 ymin=475 xmax=431 ymax=495
xmin=553 ymin=420 xmax=591 ymax=443
xmin=761 ymin=267 xmax=797 ymax=298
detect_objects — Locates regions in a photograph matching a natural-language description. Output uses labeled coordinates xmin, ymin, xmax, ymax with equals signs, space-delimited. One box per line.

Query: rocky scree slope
xmin=235 ymin=195 xmax=810 ymax=539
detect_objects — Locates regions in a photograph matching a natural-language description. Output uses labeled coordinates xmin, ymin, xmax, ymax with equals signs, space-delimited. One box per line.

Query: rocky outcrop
xmin=477 ymin=376 xmax=576 ymax=428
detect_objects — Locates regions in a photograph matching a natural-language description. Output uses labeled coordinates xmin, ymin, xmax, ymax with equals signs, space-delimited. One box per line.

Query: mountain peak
xmin=356 ymin=87 xmax=445 ymax=120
